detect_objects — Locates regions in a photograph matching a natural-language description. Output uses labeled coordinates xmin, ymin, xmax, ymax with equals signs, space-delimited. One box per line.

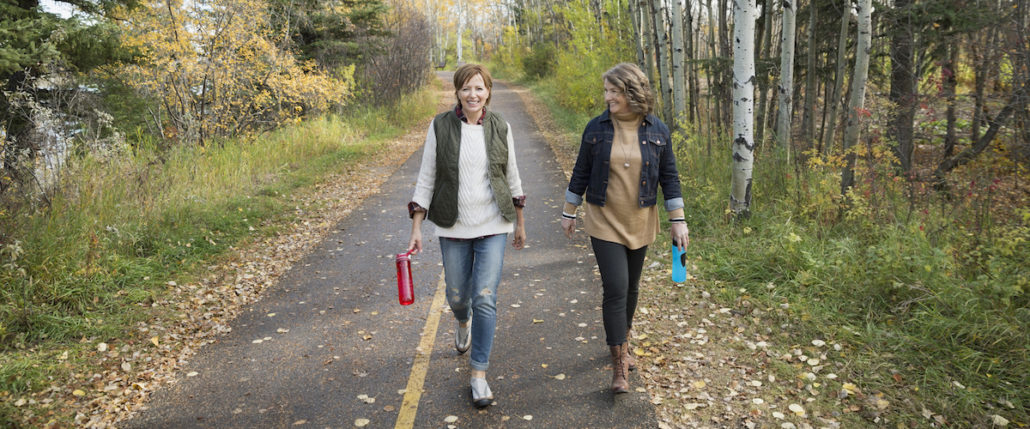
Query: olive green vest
xmin=428 ymin=110 xmax=516 ymax=228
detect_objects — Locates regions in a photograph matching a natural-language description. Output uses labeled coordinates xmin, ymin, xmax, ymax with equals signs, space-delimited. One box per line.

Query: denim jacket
xmin=565 ymin=110 xmax=683 ymax=211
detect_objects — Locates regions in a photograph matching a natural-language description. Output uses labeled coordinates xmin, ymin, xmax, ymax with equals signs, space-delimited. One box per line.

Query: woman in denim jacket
xmin=560 ymin=63 xmax=689 ymax=394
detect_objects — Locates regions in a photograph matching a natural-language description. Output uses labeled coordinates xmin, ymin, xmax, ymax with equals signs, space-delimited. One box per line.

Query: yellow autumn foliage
xmin=115 ymin=0 xmax=350 ymax=144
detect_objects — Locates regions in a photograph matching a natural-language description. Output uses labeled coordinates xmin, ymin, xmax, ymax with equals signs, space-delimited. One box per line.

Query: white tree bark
xmin=671 ymin=0 xmax=687 ymax=124
xmin=730 ymin=0 xmax=758 ymax=216
xmin=640 ymin=0 xmax=656 ymax=82
xmin=457 ymin=0 xmax=464 ymax=64
xmin=840 ymin=0 xmax=872 ymax=195
xmin=653 ymin=0 xmax=674 ymax=121
xmin=775 ymin=0 xmax=797 ymax=155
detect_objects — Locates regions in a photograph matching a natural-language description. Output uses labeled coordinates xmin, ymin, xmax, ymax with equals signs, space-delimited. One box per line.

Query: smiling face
xmin=603 ymin=79 xmax=630 ymax=116
xmin=457 ymin=73 xmax=490 ymax=119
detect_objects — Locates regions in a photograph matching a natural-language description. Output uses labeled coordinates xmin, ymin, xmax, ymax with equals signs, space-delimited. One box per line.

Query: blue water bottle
xmin=671 ymin=241 xmax=687 ymax=283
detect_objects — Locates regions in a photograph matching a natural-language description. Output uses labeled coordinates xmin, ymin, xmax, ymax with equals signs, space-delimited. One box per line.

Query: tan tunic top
xmin=564 ymin=113 xmax=685 ymax=250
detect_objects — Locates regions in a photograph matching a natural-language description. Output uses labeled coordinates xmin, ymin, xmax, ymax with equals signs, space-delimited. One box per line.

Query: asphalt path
xmin=126 ymin=74 xmax=658 ymax=428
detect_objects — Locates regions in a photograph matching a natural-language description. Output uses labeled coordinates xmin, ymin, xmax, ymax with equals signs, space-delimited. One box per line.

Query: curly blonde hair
xmin=602 ymin=63 xmax=654 ymax=116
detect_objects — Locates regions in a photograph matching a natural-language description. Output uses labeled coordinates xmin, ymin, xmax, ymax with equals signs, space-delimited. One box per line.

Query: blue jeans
xmin=440 ymin=234 xmax=507 ymax=371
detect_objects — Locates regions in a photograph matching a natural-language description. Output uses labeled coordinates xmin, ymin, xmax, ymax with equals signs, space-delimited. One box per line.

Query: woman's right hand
xmin=561 ymin=217 xmax=576 ymax=239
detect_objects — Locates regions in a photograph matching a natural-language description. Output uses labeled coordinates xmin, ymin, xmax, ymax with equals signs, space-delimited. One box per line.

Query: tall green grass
xmin=0 ymin=86 xmax=436 ymax=417
xmin=675 ymin=123 xmax=1028 ymax=425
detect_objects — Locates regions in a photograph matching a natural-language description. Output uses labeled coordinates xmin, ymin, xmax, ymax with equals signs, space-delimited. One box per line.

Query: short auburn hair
xmin=602 ymin=63 xmax=655 ymax=116
xmin=453 ymin=63 xmax=493 ymax=107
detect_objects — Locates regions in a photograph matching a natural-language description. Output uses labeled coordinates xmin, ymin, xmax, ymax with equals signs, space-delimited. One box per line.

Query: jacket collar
xmin=600 ymin=108 xmax=655 ymax=126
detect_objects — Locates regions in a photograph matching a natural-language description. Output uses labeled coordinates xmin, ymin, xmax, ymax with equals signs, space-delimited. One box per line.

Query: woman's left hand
xmin=670 ymin=223 xmax=689 ymax=251
xmin=512 ymin=224 xmax=526 ymax=250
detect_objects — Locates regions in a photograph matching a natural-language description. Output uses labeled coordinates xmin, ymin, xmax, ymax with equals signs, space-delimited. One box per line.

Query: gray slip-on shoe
xmin=470 ymin=377 xmax=493 ymax=408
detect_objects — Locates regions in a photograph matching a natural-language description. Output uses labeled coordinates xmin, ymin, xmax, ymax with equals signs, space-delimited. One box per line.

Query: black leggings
xmin=591 ymin=237 xmax=648 ymax=346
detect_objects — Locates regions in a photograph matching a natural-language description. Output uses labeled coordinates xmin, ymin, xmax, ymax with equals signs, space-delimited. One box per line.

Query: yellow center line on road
xmin=394 ymin=271 xmax=447 ymax=429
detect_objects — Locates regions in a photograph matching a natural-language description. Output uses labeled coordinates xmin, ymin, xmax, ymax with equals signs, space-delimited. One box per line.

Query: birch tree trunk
xmin=641 ymin=0 xmax=657 ymax=83
xmin=671 ymin=0 xmax=687 ymax=125
xmin=730 ymin=0 xmax=758 ymax=216
xmin=655 ymin=0 xmax=675 ymax=122
xmin=840 ymin=0 xmax=872 ymax=197
xmin=686 ymin=1 xmax=699 ymax=123
xmin=776 ymin=0 xmax=797 ymax=156
xmin=706 ymin=0 xmax=717 ymax=153
xmin=649 ymin=0 xmax=667 ymax=119
xmin=630 ymin=0 xmax=646 ymax=69
xmin=457 ymin=0 xmax=464 ymax=64
xmin=755 ymin=0 xmax=774 ymax=145
xmin=822 ymin=0 xmax=850 ymax=154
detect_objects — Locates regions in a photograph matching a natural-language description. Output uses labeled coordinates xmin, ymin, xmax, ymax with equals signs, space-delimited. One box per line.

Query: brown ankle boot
xmin=624 ymin=331 xmax=637 ymax=371
xmin=609 ymin=343 xmax=629 ymax=393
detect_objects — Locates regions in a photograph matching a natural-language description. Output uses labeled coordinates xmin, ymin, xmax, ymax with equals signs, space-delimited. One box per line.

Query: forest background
xmin=0 ymin=0 xmax=1027 ymax=427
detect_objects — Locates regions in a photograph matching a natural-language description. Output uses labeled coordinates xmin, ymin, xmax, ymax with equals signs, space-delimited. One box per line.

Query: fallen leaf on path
xmin=788 ymin=403 xmax=805 ymax=416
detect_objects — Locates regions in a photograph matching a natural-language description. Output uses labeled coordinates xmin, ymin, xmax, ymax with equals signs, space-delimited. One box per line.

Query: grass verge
xmin=0 ymin=85 xmax=438 ymax=426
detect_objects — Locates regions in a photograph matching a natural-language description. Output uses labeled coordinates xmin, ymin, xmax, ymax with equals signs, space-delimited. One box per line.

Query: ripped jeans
xmin=440 ymin=234 xmax=507 ymax=371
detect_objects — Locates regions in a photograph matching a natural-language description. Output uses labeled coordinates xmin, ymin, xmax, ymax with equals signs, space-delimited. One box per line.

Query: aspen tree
xmin=840 ymin=0 xmax=871 ymax=197
xmin=671 ymin=0 xmax=687 ymax=126
xmin=775 ymin=0 xmax=797 ymax=157
xmin=730 ymin=0 xmax=758 ymax=216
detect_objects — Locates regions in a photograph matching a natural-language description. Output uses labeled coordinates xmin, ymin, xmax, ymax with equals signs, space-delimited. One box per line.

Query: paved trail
xmin=127 ymin=75 xmax=657 ymax=428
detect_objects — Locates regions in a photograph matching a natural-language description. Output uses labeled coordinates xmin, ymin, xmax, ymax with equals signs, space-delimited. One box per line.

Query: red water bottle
xmin=396 ymin=250 xmax=415 ymax=305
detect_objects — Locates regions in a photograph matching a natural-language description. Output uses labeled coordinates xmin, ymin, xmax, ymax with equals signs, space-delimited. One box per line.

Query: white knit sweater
xmin=412 ymin=118 xmax=524 ymax=239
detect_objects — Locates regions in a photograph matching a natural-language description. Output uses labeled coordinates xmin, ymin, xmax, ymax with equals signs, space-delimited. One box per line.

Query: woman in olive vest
xmin=406 ymin=64 xmax=526 ymax=408
xmin=561 ymin=63 xmax=689 ymax=394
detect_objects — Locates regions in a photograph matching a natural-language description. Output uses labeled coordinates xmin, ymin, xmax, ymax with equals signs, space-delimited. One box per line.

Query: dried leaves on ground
xmin=8 ymin=88 xmax=452 ymax=428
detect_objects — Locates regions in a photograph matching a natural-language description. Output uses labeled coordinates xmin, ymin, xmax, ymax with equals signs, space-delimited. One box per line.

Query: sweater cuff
xmin=667 ymin=208 xmax=685 ymax=222
xmin=407 ymin=201 xmax=427 ymax=218
xmin=562 ymin=202 xmax=578 ymax=217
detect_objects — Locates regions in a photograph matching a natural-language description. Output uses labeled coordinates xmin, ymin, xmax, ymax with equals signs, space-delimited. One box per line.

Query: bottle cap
xmin=396 ymin=249 xmax=414 ymax=261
